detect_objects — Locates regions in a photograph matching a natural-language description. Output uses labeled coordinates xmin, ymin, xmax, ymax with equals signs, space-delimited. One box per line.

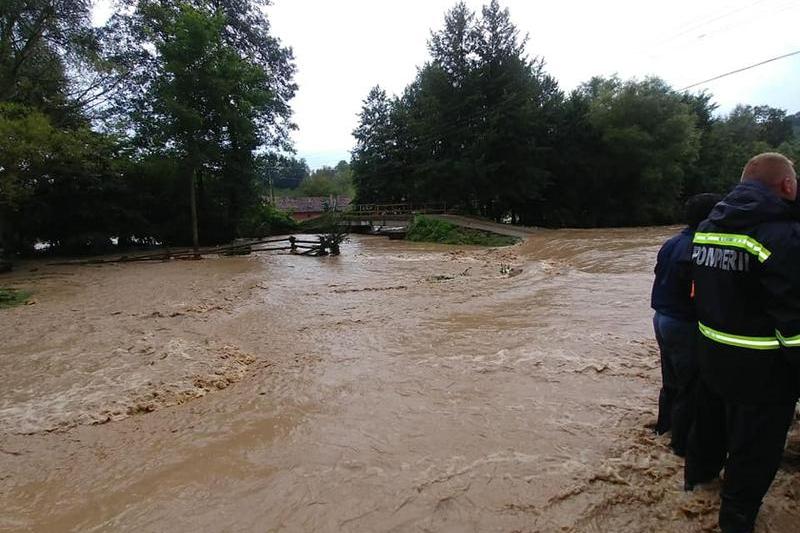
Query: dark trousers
xmin=653 ymin=312 xmax=698 ymax=454
xmin=685 ymin=378 xmax=796 ymax=533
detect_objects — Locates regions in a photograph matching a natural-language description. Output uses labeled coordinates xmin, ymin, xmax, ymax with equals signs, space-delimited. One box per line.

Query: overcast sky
xmin=94 ymin=0 xmax=800 ymax=169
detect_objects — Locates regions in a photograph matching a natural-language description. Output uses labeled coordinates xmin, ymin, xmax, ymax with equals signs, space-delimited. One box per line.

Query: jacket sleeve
xmin=760 ymin=227 xmax=800 ymax=355
xmin=676 ymin=236 xmax=695 ymax=298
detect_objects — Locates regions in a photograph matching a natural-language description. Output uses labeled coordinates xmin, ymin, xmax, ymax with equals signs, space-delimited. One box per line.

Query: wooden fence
xmin=48 ymin=236 xmax=327 ymax=266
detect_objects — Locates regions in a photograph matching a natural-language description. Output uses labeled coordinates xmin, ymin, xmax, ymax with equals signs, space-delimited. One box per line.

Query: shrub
xmin=406 ymin=216 xmax=517 ymax=246
xmin=238 ymin=204 xmax=298 ymax=237
xmin=0 ymin=288 xmax=31 ymax=309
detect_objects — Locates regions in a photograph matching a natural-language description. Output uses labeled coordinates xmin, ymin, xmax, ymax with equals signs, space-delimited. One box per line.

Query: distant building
xmin=274 ymin=196 xmax=352 ymax=221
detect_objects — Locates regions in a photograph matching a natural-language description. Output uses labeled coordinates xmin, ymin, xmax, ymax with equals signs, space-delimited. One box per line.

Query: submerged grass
xmin=406 ymin=216 xmax=518 ymax=246
xmin=0 ymin=288 xmax=32 ymax=309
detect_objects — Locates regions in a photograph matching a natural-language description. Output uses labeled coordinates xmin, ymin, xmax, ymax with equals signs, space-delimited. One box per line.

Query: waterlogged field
xmin=1 ymin=230 xmax=798 ymax=532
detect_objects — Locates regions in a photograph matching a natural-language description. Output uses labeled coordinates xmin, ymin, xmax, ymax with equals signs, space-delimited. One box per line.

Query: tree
xmin=428 ymin=2 xmax=477 ymax=84
xmin=353 ymin=1 xmax=561 ymax=221
xmin=295 ymin=161 xmax=354 ymax=197
xmin=583 ymin=76 xmax=700 ymax=225
xmin=473 ymin=0 xmax=525 ymax=67
xmin=263 ymin=155 xmax=309 ymax=190
xmin=0 ymin=104 xmax=55 ymax=249
xmin=690 ymin=105 xmax=795 ymax=196
xmin=753 ymin=105 xmax=794 ymax=147
xmin=0 ymin=0 xmax=98 ymax=115
xmin=0 ymin=1 xmax=122 ymax=253
xmin=107 ymin=0 xmax=296 ymax=246
xmin=0 ymin=0 xmax=298 ymax=255
xmin=680 ymin=91 xmax=725 ymax=195
xmin=352 ymin=86 xmax=407 ymax=203
xmin=534 ymin=91 xmax=604 ymax=226
xmin=0 ymin=103 xmax=135 ymax=252
xmin=470 ymin=1 xmax=561 ymax=221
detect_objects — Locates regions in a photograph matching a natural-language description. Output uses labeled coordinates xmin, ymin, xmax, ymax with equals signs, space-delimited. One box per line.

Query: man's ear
xmin=781 ymin=176 xmax=798 ymax=201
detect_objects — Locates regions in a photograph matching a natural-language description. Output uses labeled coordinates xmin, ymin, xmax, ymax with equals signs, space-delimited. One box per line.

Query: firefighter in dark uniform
xmin=685 ymin=152 xmax=800 ymax=533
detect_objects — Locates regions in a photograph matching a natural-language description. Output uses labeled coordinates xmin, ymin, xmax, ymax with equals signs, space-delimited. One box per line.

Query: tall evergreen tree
xmin=428 ymin=2 xmax=477 ymax=84
xmin=352 ymin=86 xmax=406 ymax=203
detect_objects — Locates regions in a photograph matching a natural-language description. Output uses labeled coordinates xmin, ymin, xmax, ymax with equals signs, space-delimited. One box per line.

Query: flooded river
xmin=1 ymin=230 xmax=798 ymax=532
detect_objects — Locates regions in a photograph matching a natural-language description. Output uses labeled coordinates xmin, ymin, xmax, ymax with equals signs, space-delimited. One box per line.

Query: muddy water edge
xmin=1 ymin=230 xmax=798 ymax=533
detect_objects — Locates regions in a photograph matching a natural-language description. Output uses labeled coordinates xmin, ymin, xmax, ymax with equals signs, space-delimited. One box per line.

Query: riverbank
xmin=1 ymin=231 xmax=797 ymax=532
xmin=406 ymin=215 xmax=519 ymax=246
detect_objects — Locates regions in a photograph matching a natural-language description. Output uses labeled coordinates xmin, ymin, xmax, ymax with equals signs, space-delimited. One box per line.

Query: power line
xmin=694 ymin=0 xmax=798 ymax=42
xmin=654 ymin=0 xmax=770 ymax=48
xmin=679 ymin=49 xmax=800 ymax=91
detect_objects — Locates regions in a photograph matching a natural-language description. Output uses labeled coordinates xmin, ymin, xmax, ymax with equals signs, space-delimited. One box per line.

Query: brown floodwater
xmin=1 ymin=229 xmax=798 ymax=532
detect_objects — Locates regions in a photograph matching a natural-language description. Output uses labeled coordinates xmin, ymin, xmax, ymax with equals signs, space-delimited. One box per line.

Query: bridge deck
xmin=341 ymin=203 xmax=537 ymax=240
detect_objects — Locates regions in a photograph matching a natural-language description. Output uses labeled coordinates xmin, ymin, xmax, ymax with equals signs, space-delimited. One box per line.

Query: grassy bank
xmin=0 ymin=288 xmax=32 ymax=309
xmin=406 ymin=216 xmax=518 ymax=246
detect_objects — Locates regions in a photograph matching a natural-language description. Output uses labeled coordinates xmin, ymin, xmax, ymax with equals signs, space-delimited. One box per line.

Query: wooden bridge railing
xmin=344 ymin=203 xmax=447 ymax=218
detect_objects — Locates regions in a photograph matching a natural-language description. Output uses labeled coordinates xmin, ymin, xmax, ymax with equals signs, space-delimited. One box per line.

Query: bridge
xmin=341 ymin=203 xmax=537 ymax=239
xmin=340 ymin=203 xmax=446 ymax=238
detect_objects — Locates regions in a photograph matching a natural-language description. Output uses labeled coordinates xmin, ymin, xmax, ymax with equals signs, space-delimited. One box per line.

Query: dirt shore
xmin=1 ymin=231 xmax=798 ymax=532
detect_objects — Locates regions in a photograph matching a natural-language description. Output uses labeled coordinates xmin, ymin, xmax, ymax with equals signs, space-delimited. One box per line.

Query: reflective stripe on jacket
xmin=691 ymin=181 xmax=800 ymax=403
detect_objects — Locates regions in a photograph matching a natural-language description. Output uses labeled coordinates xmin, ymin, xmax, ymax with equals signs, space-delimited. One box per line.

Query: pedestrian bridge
xmin=341 ymin=203 xmax=445 ymax=226
xmin=341 ymin=204 xmax=537 ymax=239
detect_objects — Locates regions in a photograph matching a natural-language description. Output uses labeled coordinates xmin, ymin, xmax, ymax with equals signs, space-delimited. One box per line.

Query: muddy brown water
xmin=1 ymin=230 xmax=798 ymax=532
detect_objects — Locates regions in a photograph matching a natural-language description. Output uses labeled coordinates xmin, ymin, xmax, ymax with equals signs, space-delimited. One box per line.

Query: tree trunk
xmin=0 ymin=211 xmax=7 ymax=254
xmin=189 ymin=168 xmax=199 ymax=254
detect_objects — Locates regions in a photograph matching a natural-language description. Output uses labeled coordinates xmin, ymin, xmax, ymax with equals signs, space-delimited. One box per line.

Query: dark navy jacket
xmin=651 ymin=227 xmax=695 ymax=321
xmin=692 ymin=181 xmax=800 ymax=404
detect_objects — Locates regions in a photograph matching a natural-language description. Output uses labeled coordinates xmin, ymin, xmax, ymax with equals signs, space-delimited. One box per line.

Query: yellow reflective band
xmin=776 ymin=330 xmax=800 ymax=347
xmin=698 ymin=322 xmax=780 ymax=350
xmin=693 ymin=232 xmax=772 ymax=263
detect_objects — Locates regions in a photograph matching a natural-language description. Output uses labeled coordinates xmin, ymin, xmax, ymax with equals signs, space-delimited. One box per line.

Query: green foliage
xmin=297 ymin=212 xmax=341 ymax=233
xmin=261 ymin=154 xmax=309 ymax=190
xmin=407 ymin=216 xmax=517 ymax=246
xmin=352 ymin=86 xmax=405 ymax=203
xmin=777 ymin=137 xmax=800 ymax=162
xmin=0 ymin=104 xmax=54 ymax=211
xmin=583 ymin=76 xmax=700 ymax=224
xmin=238 ymin=204 xmax=297 ymax=237
xmin=0 ymin=1 xmax=120 ymax=252
xmin=296 ymin=161 xmax=354 ymax=197
xmin=0 ymin=0 xmax=96 ymax=122
xmin=0 ymin=0 xmax=297 ymax=254
xmin=352 ymin=1 xmax=563 ymax=220
xmin=102 ymin=0 xmax=295 ymax=247
xmin=0 ymin=103 xmax=136 ymax=253
xmin=0 ymin=288 xmax=31 ymax=309
xmin=352 ymin=1 xmax=797 ymax=228
xmin=2 ymin=0 xmax=798 ymax=256
xmin=790 ymin=112 xmax=800 ymax=137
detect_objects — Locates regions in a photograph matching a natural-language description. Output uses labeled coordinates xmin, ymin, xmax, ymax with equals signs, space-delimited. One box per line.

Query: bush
xmin=0 ymin=288 xmax=31 ymax=309
xmin=406 ymin=216 xmax=517 ymax=246
xmin=238 ymin=204 xmax=298 ymax=237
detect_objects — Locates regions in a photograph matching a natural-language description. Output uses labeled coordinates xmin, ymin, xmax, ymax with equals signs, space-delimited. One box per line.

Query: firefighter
xmin=650 ymin=193 xmax=722 ymax=456
xmin=685 ymin=152 xmax=800 ymax=533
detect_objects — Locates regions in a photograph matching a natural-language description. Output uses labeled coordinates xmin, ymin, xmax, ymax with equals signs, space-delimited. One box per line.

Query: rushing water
xmin=1 ymin=230 xmax=798 ymax=532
